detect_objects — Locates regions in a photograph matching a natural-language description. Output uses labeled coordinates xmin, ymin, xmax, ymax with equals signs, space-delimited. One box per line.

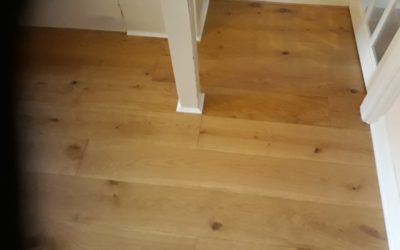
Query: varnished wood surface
xmin=18 ymin=1 xmax=387 ymax=249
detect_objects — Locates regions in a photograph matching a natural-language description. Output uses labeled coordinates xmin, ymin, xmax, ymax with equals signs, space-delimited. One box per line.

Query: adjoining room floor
xmin=18 ymin=0 xmax=388 ymax=249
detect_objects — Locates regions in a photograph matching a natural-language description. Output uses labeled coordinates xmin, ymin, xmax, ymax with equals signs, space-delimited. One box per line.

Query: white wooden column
xmin=161 ymin=0 xmax=205 ymax=114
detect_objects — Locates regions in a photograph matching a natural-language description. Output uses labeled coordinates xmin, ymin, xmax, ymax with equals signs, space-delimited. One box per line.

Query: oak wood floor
xmin=18 ymin=1 xmax=388 ymax=249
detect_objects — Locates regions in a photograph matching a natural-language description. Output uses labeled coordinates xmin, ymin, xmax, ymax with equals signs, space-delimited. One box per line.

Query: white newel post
xmin=161 ymin=0 xmax=205 ymax=114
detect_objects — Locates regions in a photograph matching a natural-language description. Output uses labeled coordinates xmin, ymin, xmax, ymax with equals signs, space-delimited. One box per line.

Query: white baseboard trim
xmin=196 ymin=0 xmax=210 ymax=41
xmin=126 ymin=30 xmax=167 ymax=39
xmin=370 ymin=118 xmax=400 ymax=250
xmin=241 ymin=0 xmax=349 ymax=6
xmin=176 ymin=93 xmax=205 ymax=114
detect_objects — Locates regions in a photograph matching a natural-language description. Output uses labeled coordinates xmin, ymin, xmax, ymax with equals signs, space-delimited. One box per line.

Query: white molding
xmin=361 ymin=28 xmax=400 ymax=124
xmin=370 ymin=118 xmax=400 ymax=250
xmin=370 ymin=0 xmax=397 ymax=45
xmin=196 ymin=0 xmax=210 ymax=41
xmin=176 ymin=93 xmax=205 ymax=114
xmin=244 ymin=0 xmax=349 ymax=6
xmin=126 ymin=30 xmax=167 ymax=38
xmin=349 ymin=0 xmax=377 ymax=87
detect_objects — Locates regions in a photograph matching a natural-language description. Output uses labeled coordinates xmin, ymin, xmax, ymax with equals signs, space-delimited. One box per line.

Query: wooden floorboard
xmin=198 ymin=115 xmax=374 ymax=166
xmin=24 ymin=173 xmax=386 ymax=250
xmin=18 ymin=0 xmax=387 ymax=249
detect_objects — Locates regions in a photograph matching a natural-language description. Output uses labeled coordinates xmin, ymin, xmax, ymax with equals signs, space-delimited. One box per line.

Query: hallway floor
xmin=18 ymin=0 xmax=388 ymax=249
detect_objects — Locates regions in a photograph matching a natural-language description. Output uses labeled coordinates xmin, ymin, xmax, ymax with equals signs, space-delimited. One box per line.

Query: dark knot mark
xmin=72 ymin=213 xmax=80 ymax=222
xmin=145 ymin=72 xmax=150 ymax=76
xmin=36 ymin=81 xmax=46 ymax=85
xmin=112 ymin=193 xmax=120 ymax=206
xmin=225 ymin=11 xmax=232 ymax=16
xmin=314 ymin=147 xmax=322 ymax=154
xmin=350 ymin=88 xmax=358 ymax=94
xmin=107 ymin=180 xmax=120 ymax=186
xmin=70 ymin=80 xmax=78 ymax=85
xmin=49 ymin=117 xmax=59 ymax=123
xmin=277 ymin=7 xmax=293 ymax=13
xmin=359 ymin=224 xmax=384 ymax=239
xmin=217 ymin=30 xmax=222 ymax=34
xmin=210 ymin=221 xmax=223 ymax=231
xmin=349 ymin=183 xmax=362 ymax=191
xmin=249 ymin=2 xmax=261 ymax=8
xmin=65 ymin=144 xmax=82 ymax=160
xmin=130 ymin=84 xmax=140 ymax=89
xmin=218 ymin=45 xmax=224 ymax=50
xmin=281 ymin=51 xmax=290 ymax=55
xmin=297 ymin=247 xmax=312 ymax=250
xmin=113 ymin=193 xmax=119 ymax=201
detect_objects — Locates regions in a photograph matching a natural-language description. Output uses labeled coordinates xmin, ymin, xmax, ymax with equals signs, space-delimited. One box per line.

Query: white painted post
xmin=161 ymin=0 xmax=205 ymax=114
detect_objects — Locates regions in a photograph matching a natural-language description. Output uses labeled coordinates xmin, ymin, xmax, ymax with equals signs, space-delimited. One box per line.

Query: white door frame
xmin=347 ymin=0 xmax=400 ymax=123
xmin=360 ymin=29 xmax=400 ymax=124
xmin=349 ymin=0 xmax=378 ymax=87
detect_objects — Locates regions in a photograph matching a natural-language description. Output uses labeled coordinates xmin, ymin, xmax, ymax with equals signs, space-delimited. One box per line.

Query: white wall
xmin=122 ymin=0 xmax=166 ymax=37
xmin=370 ymin=94 xmax=400 ymax=250
xmin=21 ymin=0 xmax=209 ymax=40
xmin=385 ymin=95 xmax=400 ymax=192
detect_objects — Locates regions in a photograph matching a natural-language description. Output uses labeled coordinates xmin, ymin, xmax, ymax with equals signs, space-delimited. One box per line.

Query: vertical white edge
xmin=364 ymin=0 xmax=377 ymax=21
xmin=349 ymin=0 xmax=377 ymax=88
xmin=193 ymin=0 xmax=199 ymax=41
xmin=360 ymin=29 xmax=400 ymax=124
xmin=370 ymin=118 xmax=400 ymax=250
xmin=196 ymin=0 xmax=210 ymax=41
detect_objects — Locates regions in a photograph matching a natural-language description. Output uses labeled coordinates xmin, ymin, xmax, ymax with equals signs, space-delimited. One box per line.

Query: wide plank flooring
xmin=18 ymin=0 xmax=388 ymax=249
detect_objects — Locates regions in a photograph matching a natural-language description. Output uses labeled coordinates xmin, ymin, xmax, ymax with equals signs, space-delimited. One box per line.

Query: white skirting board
xmin=126 ymin=30 xmax=168 ymax=38
xmin=370 ymin=119 xmax=400 ymax=250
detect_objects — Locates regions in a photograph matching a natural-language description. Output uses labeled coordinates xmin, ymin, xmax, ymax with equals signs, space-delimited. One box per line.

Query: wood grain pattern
xmin=18 ymin=0 xmax=387 ymax=249
xmin=78 ymin=139 xmax=381 ymax=207
xmin=197 ymin=115 xmax=374 ymax=166
xmin=25 ymin=173 xmax=387 ymax=250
